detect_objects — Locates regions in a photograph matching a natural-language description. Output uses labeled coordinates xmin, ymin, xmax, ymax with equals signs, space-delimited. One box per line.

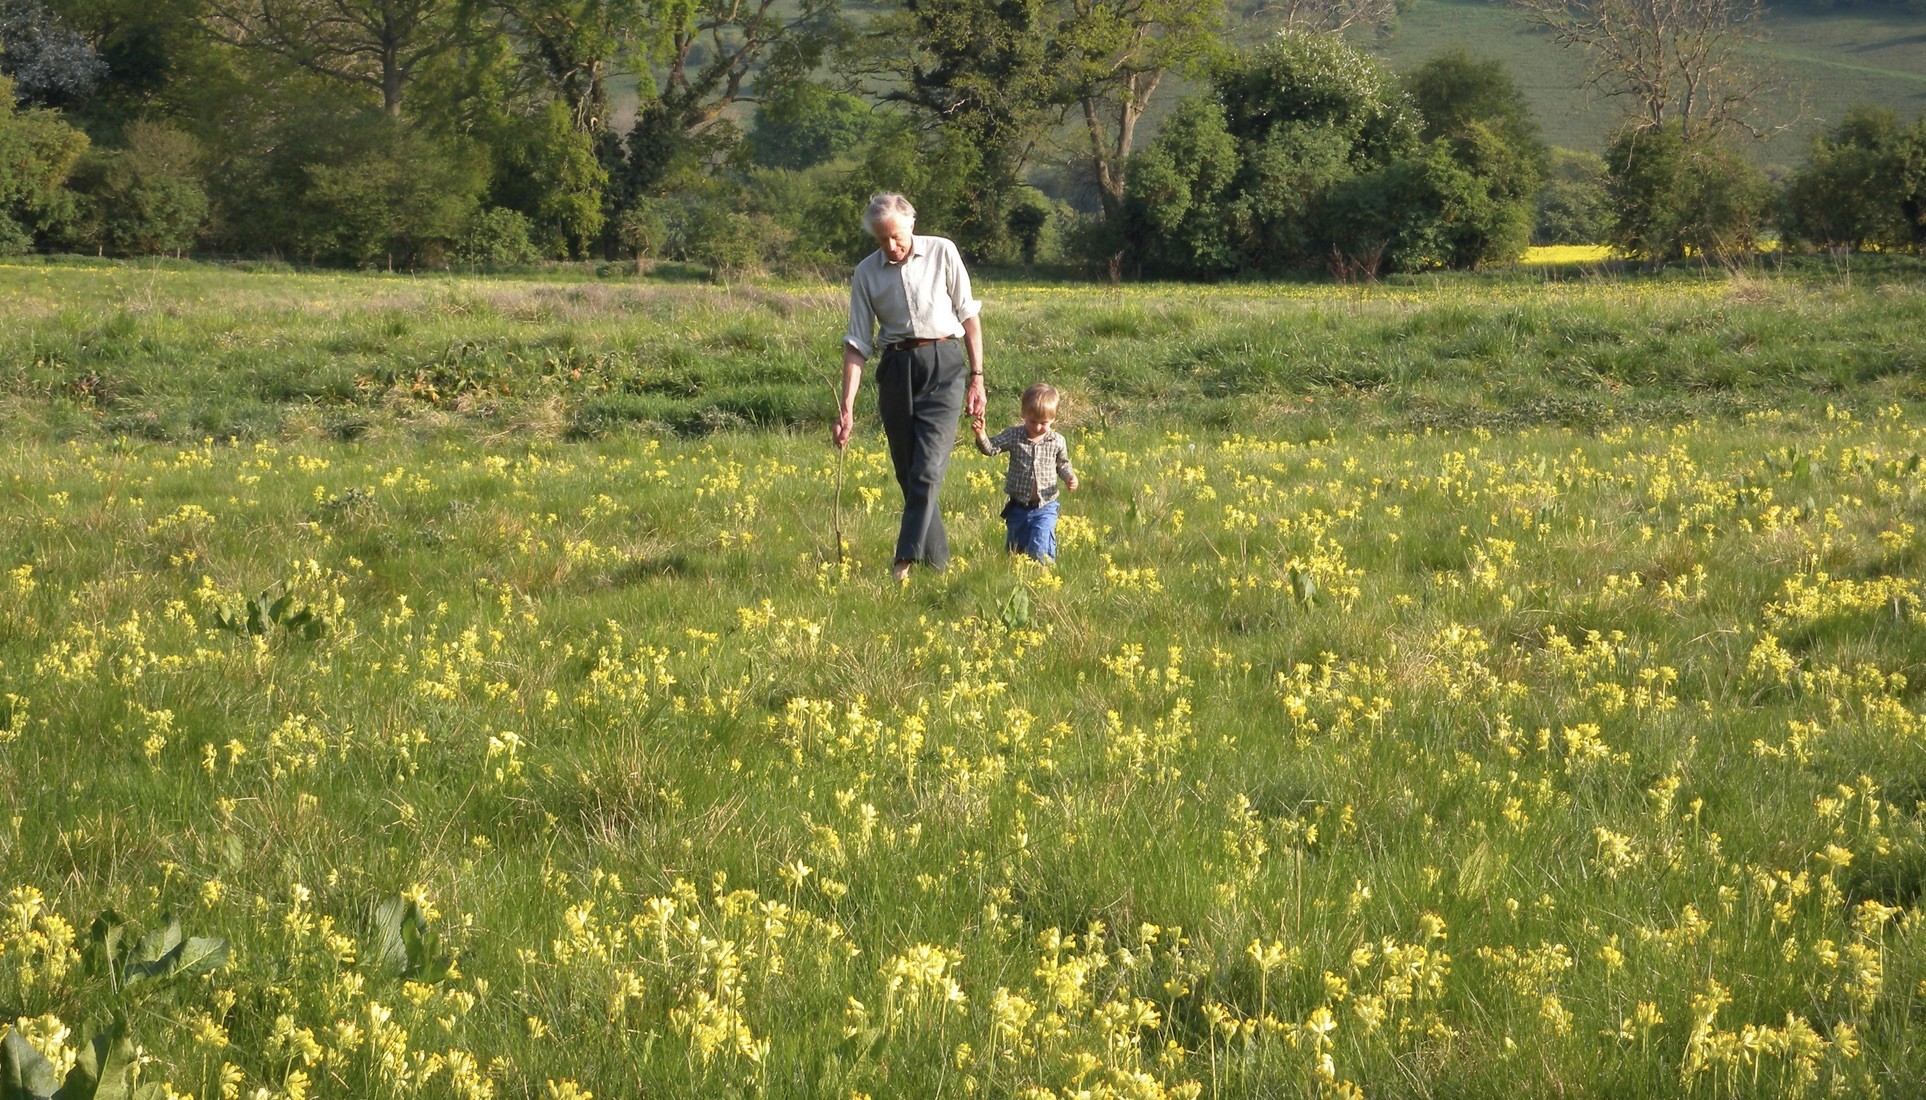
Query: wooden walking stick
xmin=821 ymin=359 xmax=848 ymax=566
xmin=833 ymin=442 xmax=847 ymax=565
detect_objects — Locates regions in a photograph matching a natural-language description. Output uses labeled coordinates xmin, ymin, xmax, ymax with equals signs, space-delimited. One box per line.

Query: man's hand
xmin=961 ymin=316 xmax=986 ymax=419
xmin=833 ymin=409 xmax=854 ymax=450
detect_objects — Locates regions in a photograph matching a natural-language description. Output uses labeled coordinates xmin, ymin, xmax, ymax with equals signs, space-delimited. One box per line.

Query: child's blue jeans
xmin=1002 ymin=498 xmax=1060 ymax=562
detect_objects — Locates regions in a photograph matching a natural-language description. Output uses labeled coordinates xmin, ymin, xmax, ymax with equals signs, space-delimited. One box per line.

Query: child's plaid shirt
xmin=977 ymin=426 xmax=1076 ymax=503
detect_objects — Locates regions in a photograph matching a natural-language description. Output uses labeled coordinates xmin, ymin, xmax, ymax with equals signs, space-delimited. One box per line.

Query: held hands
xmin=966 ymin=373 xmax=987 ymax=420
xmin=970 ymin=412 xmax=987 ymax=437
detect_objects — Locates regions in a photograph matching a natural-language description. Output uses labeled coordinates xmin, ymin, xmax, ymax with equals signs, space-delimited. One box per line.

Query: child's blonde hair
xmin=1021 ymin=383 xmax=1060 ymax=421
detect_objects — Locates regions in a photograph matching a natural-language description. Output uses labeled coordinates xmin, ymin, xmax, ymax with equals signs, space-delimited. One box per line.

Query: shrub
xmin=1779 ymin=106 xmax=1909 ymax=252
xmin=1534 ymin=149 xmax=1612 ymax=245
xmin=1325 ymin=143 xmax=1496 ymax=274
xmin=1605 ymin=122 xmax=1770 ymax=264
xmin=614 ymin=200 xmax=668 ymax=262
xmin=64 ymin=119 xmax=207 ymax=255
xmin=0 ymin=75 xmax=87 ymax=252
xmin=451 ymin=207 xmax=539 ymax=267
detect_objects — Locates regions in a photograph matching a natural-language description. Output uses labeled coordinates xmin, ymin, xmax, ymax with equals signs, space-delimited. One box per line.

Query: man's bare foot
xmin=891 ymin=559 xmax=913 ymax=582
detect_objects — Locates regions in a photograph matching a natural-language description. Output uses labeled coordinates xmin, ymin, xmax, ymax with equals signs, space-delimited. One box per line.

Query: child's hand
xmin=970 ymin=413 xmax=987 ymax=434
xmin=1066 ymin=474 xmax=1079 ymax=491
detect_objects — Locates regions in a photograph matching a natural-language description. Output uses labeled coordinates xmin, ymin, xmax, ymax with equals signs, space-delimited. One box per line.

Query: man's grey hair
xmin=863 ymin=193 xmax=916 ymax=234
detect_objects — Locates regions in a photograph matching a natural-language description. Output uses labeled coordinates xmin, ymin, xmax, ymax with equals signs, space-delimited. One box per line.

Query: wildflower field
xmin=5 ymin=258 xmax=1926 ymax=1098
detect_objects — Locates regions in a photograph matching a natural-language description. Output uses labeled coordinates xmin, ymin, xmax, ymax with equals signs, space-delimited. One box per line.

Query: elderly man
xmin=834 ymin=193 xmax=987 ymax=582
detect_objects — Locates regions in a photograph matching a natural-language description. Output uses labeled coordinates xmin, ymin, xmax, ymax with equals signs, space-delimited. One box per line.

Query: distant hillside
xmin=608 ymin=0 xmax=1926 ymax=174
xmin=1366 ymin=0 xmax=1926 ymax=165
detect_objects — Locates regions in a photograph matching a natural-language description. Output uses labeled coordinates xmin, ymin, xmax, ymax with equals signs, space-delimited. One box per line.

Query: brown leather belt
xmin=885 ymin=336 xmax=955 ymax=352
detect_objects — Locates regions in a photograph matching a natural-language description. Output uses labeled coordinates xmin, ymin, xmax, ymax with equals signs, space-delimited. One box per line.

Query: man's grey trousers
xmin=877 ymin=338 xmax=967 ymax=568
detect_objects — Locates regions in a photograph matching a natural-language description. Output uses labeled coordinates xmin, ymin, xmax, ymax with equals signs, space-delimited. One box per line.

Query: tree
xmin=487 ymin=0 xmax=649 ymax=133
xmin=866 ymin=0 xmax=1060 ymax=258
xmin=746 ymin=83 xmax=875 ymax=170
xmin=1119 ymin=94 xmax=1239 ymax=276
xmin=0 ymin=75 xmax=88 ymax=251
xmin=1213 ymin=32 xmax=1419 ymax=167
xmin=1509 ymin=0 xmax=1780 ymax=143
xmin=1325 ymin=143 xmax=1493 ymax=273
xmin=615 ymin=0 xmax=839 ymax=242
xmin=299 ymin=118 xmax=486 ymax=265
xmin=1900 ymin=119 xmax=1926 ymax=250
xmin=1117 ymin=31 xmax=1426 ymax=277
xmin=1050 ymin=0 xmax=1224 ymax=218
xmin=1404 ymin=51 xmax=1547 ymax=265
xmin=1779 ymin=105 xmax=1907 ymax=252
xmin=489 ymin=97 xmax=608 ymax=256
xmin=0 ymin=0 xmax=108 ymax=106
xmin=646 ymin=0 xmax=838 ymax=138
xmin=202 ymin=0 xmax=473 ymax=116
xmin=1259 ymin=0 xmax=1399 ymax=36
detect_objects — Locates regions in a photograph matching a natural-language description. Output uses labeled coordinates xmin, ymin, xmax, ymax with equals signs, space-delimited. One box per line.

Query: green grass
xmin=4 ymin=255 xmax=1926 ymax=447
xmin=4 ymin=261 xmax=1926 ymax=1098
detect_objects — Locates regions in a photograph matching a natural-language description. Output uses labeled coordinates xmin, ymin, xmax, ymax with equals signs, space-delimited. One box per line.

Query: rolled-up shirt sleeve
xmin=845 ymin=270 xmax=876 ymax=359
xmin=943 ymin=239 xmax=982 ymax=325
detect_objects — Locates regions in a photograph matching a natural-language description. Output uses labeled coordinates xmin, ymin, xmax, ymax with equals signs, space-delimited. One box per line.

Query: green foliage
xmin=1779 ymin=105 xmax=1914 ymax=252
xmin=1534 ymin=148 xmax=1612 ymax=245
xmin=298 ymin=120 xmax=487 ymax=268
xmin=747 ymin=84 xmax=876 ymax=171
xmin=1605 ymin=122 xmax=1772 ymax=264
xmin=63 ymin=120 xmax=207 ymax=255
xmin=372 ymin=895 xmax=450 ymax=982
xmin=451 ymin=206 xmax=540 ymax=266
xmin=1404 ymin=49 xmax=1546 ymax=264
xmin=1213 ymin=32 xmax=1420 ymax=168
xmin=872 ymin=0 xmax=1058 ymax=261
xmin=1326 ymin=142 xmax=1503 ymax=273
xmin=89 ymin=912 xmax=229 ymax=989
xmin=0 ymin=1029 xmax=61 ymax=1100
xmin=0 ymin=75 xmax=88 ymax=252
xmin=488 ymin=100 xmax=607 ymax=258
xmin=208 ymin=588 xmax=329 ymax=641
xmin=1120 ymin=95 xmax=1240 ymax=277
xmin=1120 ymin=34 xmax=1535 ymax=276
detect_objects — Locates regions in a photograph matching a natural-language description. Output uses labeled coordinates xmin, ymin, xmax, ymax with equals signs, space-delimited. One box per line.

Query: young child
xmin=971 ymin=382 xmax=1079 ymax=563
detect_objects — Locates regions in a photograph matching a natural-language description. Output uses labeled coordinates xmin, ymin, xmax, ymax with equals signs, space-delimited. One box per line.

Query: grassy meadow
xmin=5 ymin=257 xmax=1926 ymax=1098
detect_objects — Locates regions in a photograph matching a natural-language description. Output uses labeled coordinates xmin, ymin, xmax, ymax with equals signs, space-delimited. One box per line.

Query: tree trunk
xmin=383 ymin=33 xmax=405 ymax=116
